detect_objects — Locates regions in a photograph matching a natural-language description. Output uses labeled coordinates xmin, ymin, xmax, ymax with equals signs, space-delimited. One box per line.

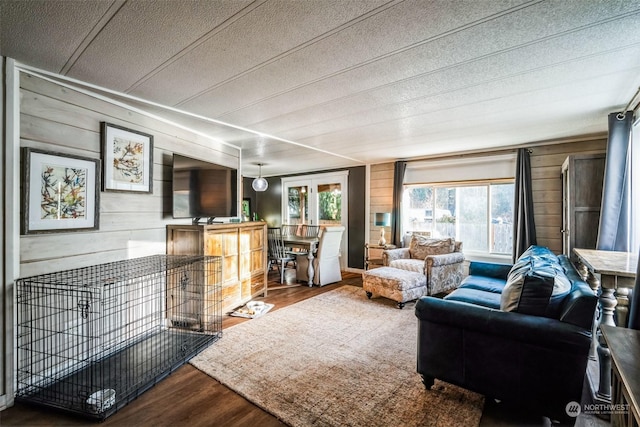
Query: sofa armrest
xmin=415 ymin=296 xmax=592 ymax=353
xmin=382 ymin=248 xmax=410 ymax=266
xmin=468 ymin=261 xmax=512 ymax=280
xmin=425 ymin=252 xmax=464 ymax=268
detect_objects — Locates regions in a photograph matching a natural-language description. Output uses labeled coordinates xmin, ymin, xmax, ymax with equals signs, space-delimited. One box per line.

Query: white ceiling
xmin=2 ymin=0 xmax=640 ymax=177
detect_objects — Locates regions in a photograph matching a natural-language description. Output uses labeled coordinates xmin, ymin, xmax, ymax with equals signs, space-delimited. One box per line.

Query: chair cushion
xmin=409 ymin=235 xmax=454 ymax=259
xmin=389 ymin=258 xmax=424 ymax=273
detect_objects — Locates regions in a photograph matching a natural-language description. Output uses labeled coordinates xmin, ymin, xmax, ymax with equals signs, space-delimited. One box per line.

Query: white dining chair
xmin=296 ymin=226 xmax=344 ymax=286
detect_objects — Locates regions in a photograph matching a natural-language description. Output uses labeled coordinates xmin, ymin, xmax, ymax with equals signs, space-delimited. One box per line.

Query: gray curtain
xmin=596 ymin=112 xmax=633 ymax=252
xmin=391 ymin=161 xmax=407 ymax=246
xmin=512 ymin=148 xmax=537 ymax=262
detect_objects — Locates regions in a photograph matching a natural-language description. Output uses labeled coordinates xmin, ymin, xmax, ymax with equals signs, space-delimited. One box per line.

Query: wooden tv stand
xmin=167 ymin=222 xmax=268 ymax=314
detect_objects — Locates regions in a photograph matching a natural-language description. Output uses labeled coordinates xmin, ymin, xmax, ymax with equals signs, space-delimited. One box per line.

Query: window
xmin=402 ymin=181 xmax=515 ymax=255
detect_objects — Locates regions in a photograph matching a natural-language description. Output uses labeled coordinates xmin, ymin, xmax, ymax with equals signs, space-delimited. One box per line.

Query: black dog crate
xmin=15 ymin=255 xmax=222 ymax=420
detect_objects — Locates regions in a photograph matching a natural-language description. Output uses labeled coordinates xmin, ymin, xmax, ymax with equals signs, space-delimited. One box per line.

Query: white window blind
xmin=404 ymin=153 xmax=517 ymax=185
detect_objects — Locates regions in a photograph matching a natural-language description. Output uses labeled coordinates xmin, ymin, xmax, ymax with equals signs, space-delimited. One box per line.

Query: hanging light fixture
xmin=252 ymin=163 xmax=268 ymax=192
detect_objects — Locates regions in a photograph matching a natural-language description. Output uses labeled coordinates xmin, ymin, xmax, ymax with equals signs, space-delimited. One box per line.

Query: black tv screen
xmin=172 ymin=154 xmax=238 ymax=219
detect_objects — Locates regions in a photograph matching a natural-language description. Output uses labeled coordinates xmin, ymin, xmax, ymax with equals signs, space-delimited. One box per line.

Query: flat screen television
xmin=172 ymin=154 xmax=238 ymax=219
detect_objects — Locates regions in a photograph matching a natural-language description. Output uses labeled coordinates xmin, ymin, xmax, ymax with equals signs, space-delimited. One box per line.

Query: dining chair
xmin=301 ymin=224 xmax=321 ymax=238
xmin=267 ymin=227 xmax=296 ymax=284
xmin=281 ymin=224 xmax=299 ymax=238
xmin=296 ymin=226 xmax=345 ymax=286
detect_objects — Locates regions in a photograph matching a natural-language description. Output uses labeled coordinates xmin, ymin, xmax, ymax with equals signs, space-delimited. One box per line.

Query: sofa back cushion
xmin=500 ymin=246 xmax=572 ymax=318
xmin=557 ymin=255 xmax=598 ymax=329
xmin=409 ymin=235 xmax=454 ymax=259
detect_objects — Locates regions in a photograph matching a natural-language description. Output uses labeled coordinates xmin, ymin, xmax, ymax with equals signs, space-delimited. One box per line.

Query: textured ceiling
xmin=2 ymin=0 xmax=640 ymax=177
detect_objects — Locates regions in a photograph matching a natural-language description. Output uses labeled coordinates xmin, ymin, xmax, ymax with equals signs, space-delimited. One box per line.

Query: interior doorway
xmin=281 ymin=171 xmax=348 ymax=269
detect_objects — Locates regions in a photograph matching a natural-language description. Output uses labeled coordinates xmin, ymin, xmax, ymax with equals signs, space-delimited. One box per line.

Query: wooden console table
xmin=573 ymin=248 xmax=638 ymax=405
xmin=167 ymin=222 xmax=268 ymax=314
xmin=601 ymin=325 xmax=640 ymax=427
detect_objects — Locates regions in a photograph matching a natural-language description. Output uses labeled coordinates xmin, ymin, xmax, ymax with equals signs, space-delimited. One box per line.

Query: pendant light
xmin=252 ymin=163 xmax=268 ymax=192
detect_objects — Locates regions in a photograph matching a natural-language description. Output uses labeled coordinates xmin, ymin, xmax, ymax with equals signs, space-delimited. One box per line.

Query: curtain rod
xmin=617 ymin=86 xmax=640 ymax=120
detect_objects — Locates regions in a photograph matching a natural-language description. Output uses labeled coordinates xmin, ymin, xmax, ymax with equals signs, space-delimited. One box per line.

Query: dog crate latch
xmin=78 ymin=300 xmax=92 ymax=319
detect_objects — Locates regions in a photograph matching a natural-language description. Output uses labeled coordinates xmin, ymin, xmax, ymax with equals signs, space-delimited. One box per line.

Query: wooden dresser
xmin=167 ymin=222 xmax=268 ymax=313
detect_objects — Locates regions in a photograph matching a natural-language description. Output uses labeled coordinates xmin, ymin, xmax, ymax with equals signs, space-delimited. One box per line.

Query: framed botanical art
xmin=101 ymin=122 xmax=154 ymax=193
xmin=242 ymin=198 xmax=251 ymax=219
xmin=22 ymin=148 xmax=100 ymax=234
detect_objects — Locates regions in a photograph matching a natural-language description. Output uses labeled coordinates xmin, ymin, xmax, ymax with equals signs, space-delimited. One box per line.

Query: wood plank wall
xmin=369 ymin=163 xmax=394 ymax=245
xmin=368 ymin=138 xmax=607 ymax=254
xmin=18 ymin=73 xmax=240 ymax=277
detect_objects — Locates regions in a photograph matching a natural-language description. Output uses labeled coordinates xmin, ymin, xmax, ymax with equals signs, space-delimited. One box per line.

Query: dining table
xmin=282 ymin=235 xmax=319 ymax=286
xmin=573 ymin=248 xmax=639 ymax=406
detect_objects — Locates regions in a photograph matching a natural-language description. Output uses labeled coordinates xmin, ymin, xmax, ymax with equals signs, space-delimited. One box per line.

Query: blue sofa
xmin=415 ymin=245 xmax=597 ymax=423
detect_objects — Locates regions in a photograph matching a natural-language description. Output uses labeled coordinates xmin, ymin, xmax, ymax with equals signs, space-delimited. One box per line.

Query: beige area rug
xmin=190 ymin=285 xmax=484 ymax=427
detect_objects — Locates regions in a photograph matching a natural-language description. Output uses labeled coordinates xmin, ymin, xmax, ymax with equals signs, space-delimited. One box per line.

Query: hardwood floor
xmin=0 ymin=270 xmax=605 ymax=427
xmin=0 ymin=271 xmax=360 ymax=427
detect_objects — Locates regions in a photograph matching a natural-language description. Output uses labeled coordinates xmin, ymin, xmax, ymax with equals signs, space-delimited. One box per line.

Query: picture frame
xmin=101 ymin=122 xmax=154 ymax=193
xmin=22 ymin=148 xmax=100 ymax=234
xmin=242 ymin=198 xmax=251 ymax=219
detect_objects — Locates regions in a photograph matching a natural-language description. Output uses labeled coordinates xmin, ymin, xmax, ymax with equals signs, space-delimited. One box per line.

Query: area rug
xmin=190 ymin=285 xmax=484 ymax=427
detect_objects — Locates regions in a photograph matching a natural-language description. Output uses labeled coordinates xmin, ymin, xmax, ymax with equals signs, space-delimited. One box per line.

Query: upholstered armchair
xmin=382 ymin=235 xmax=464 ymax=295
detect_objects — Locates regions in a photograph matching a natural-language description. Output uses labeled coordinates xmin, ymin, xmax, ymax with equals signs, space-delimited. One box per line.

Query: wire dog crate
xmin=16 ymin=254 xmax=222 ymax=420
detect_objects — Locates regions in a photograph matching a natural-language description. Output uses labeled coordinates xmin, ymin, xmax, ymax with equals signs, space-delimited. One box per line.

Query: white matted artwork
xmin=101 ymin=122 xmax=154 ymax=193
xmin=22 ymin=148 xmax=100 ymax=234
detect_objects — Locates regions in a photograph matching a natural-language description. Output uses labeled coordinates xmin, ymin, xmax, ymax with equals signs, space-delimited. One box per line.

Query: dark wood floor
xmin=0 ymin=271 xmax=359 ymax=427
xmin=0 ymin=270 xmax=596 ymax=427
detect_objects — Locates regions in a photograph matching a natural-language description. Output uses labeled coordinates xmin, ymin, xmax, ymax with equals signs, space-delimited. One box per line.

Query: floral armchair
xmin=382 ymin=234 xmax=464 ymax=295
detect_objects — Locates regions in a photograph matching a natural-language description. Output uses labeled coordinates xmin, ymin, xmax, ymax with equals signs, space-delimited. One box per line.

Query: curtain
xmin=391 ymin=161 xmax=407 ymax=246
xmin=512 ymin=148 xmax=537 ymax=262
xmin=596 ymin=112 xmax=633 ymax=252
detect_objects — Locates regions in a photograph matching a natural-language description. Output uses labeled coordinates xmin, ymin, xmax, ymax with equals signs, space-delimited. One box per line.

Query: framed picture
xmin=101 ymin=122 xmax=154 ymax=193
xmin=22 ymin=148 xmax=100 ymax=234
xmin=242 ymin=198 xmax=251 ymax=219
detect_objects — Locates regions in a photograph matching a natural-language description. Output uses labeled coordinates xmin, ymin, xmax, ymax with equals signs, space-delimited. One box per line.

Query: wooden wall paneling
xmin=369 ymin=162 xmax=394 ymax=245
xmin=20 ymin=74 xmax=236 ymax=152
xmin=20 ymin=247 xmax=164 ymax=278
xmin=20 ymin=115 xmax=101 ymax=154
xmin=18 ymin=73 xmax=240 ymax=277
xmin=20 ymin=228 xmax=165 ymax=259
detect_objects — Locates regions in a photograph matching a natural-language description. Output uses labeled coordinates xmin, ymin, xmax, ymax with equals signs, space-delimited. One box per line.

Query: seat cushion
xmin=389 ymin=258 xmax=423 ymax=273
xmin=444 ymin=288 xmax=501 ymax=309
xmin=459 ymin=275 xmax=506 ymax=294
xmin=363 ymin=267 xmax=426 ymax=291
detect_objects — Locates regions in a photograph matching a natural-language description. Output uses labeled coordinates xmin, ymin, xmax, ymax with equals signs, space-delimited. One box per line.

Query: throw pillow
xmin=409 ymin=235 xmax=454 ymax=259
xmin=501 ymin=257 xmax=572 ymax=318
